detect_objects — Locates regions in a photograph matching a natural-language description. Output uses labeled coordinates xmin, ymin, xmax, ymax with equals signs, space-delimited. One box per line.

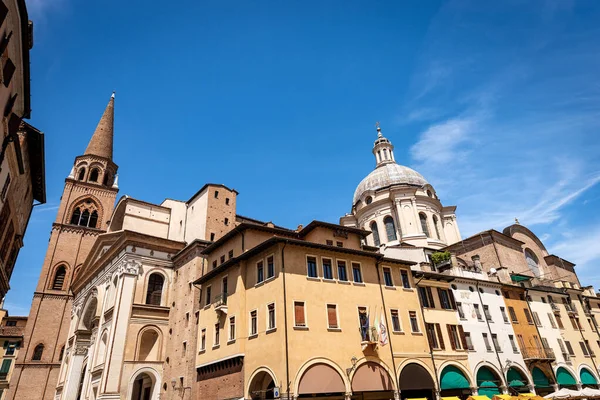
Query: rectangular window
xmin=0 ymin=359 xmax=11 ymax=379
xmin=294 ymin=301 xmax=306 ymax=327
xmin=439 ymin=289 xmax=452 ymax=310
xmin=501 ymin=307 xmax=509 ymax=323
xmin=359 ymin=307 xmax=369 ymax=341
xmin=214 ymin=323 xmax=220 ymax=346
xmin=323 ymin=258 xmax=333 ymax=280
xmin=0 ymin=174 xmax=10 ymax=201
xmin=556 ymin=315 xmax=564 ymax=329
xmin=457 ymin=302 xmax=465 ymax=319
xmin=336 ymin=241 xmax=343 ymax=247
xmin=508 ymin=306 xmax=518 ymax=323
xmin=541 ymin=337 xmax=551 ymax=350
xmin=474 ymin=304 xmax=483 ymax=321
xmin=586 ymin=340 xmax=595 ymax=356
xmin=222 ymin=277 xmax=228 ymax=297
xmin=220 ymin=255 xmax=225 ymax=264
xmin=465 ymin=332 xmax=474 ymax=350
xmin=182 ymin=341 xmax=187 ymax=355
xmin=337 ymin=261 xmax=348 ymax=281
xmin=409 ymin=311 xmax=420 ymax=333
xmin=533 ymin=311 xmax=542 ymax=327
xmin=483 ymin=333 xmax=492 ymax=351
xmin=401 ymin=270 xmax=411 ymax=288
xmin=492 ymin=334 xmax=501 ymax=352
xmin=580 ymin=341 xmax=590 ymax=356
xmin=212 ymin=260 xmax=217 ymax=269
xmin=391 ymin=310 xmax=401 ymax=332
xmin=548 ymin=313 xmax=557 ymax=329
xmin=229 ymin=317 xmax=236 ymax=341
xmin=268 ymin=303 xmax=276 ymax=330
xmin=206 ymin=286 xmax=211 ymax=306
xmin=257 ymin=261 xmax=264 ymax=284
xmin=509 ymin=335 xmax=519 ymax=352
xmin=558 ymin=339 xmax=567 ymax=357
xmin=589 ymin=319 xmax=596 ymax=332
xmin=4 ymin=343 xmax=16 ymax=356
xmin=201 ymin=329 xmax=206 ymax=350
xmin=307 ymin=257 xmax=318 ymax=278
xmin=326 ymin=240 xmax=333 ymax=246
xmin=327 ymin=304 xmax=338 ymax=329
xmin=250 ymin=310 xmax=257 ymax=336
xmin=449 ymin=325 xmax=463 ymax=350
xmin=383 ymin=267 xmax=393 ymax=287
xmin=419 ymin=287 xmax=435 ymax=308
xmin=484 ymin=305 xmax=492 ymax=321
xmin=426 ymin=323 xmax=440 ymax=349
xmin=524 ymin=309 xmax=533 ymax=324
xmin=565 ymin=340 xmax=575 ymax=356
xmin=228 ymin=250 xmax=234 ymax=259
xmin=352 ymin=263 xmax=362 ymax=283
xmin=570 ymin=316 xmax=579 ymax=330
xmin=267 ymin=256 xmax=274 ymax=279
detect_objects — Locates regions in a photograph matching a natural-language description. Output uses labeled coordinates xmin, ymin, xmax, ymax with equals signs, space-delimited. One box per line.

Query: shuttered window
xmin=547 ymin=313 xmax=557 ymax=328
xmin=482 ymin=333 xmax=492 ymax=351
xmin=391 ymin=310 xmax=401 ymax=332
xmin=435 ymin=323 xmax=445 ymax=349
xmin=492 ymin=334 xmax=501 ymax=351
xmin=426 ymin=323 xmax=439 ymax=349
xmin=0 ymin=359 xmax=11 ymax=378
xmin=327 ymin=304 xmax=338 ymax=329
xmin=52 ymin=266 xmax=66 ymax=290
xmin=565 ymin=340 xmax=575 ymax=356
xmin=533 ymin=311 xmax=542 ymax=326
xmin=508 ymin=306 xmax=518 ymax=323
xmin=465 ymin=332 xmax=474 ymax=350
xmin=501 ymin=307 xmax=509 ymax=323
xmin=294 ymin=302 xmax=306 ymax=327
xmin=524 ymin=309 xmax=534 ymax=324
xmin=580 ymin=341 xmax=590 ymax=356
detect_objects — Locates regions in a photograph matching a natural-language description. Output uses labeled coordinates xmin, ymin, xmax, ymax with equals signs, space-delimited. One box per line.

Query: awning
xmin=441 ymin=366 xmax=471 ymax=390
xmin=400 ymin=363 xmax=436 ymax=391
xmin=580 ymin=369 xmax=598 ymax=386
xmin=479 ymin=367 xmax=502 ymax=398
xmin=507 ymin=368 xmax=528 ymax=388
xmin=533 ymin=368 xmax=552 ymax=389
xmin=468 ymin=396 xmax=492 ymax=400
xmin=442 ymin=397 xmax=462 ymax=400
xmin=556 ymin=368 xmax=577 ymax=387
xmin=492 ymin=395 xmax=513 ymax=400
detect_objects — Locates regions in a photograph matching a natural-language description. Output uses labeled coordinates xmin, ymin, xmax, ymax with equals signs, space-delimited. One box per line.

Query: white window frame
xmin=409 ymin=310 xmax=421 ymax=333
xmin=306 ymin=254 xmax=319 ymax=280
xmin=321 ymin=257 xmax=334 ymax=281
xmin=200 ymin=328 xmax=206 ymax=352
xmin=267 ymin=302 xmax=276 ymax=332
xmin=326 ymin=303 xmax=340 ymax=330
xmin=228 ymin=315 xmax=236 ymax=343
xmin=205 ymin=285 xmax=212 ymax=308
xmin=256 ymin=260 xmax=265 ymax=285
xmin=293 ymin=300 xmax=308 ymax=329
xmin=382 ymin=266 xmax=395 ymax=288
xmin=249 ymin=309 xmax=258 ymax=338
xmin=390 ymin=308 xmax=402 ymax=333
xmin=265 ymin=254 xmax=276 ymax=281
xmin=336 ymin=258 xmax=349 ymax=283
xmin=351 ymin=262 xmax=364 ymax=285
xmin=213 ymin=322 xmax=220 ymax=348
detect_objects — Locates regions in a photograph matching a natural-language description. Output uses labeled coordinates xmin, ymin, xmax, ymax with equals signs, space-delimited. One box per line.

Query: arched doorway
xmin=556 ymin=367 xmax=577 ymax=390
xmin=476 ymin=366 xmax=503 ymax=398
xmin=506 ymin=367 xmax=529 ymax=394
xmin=131 ymin=372 xmax=154 ymax=400
xmin=297 ymin=363 xmax=346 ymax=398
xmin=249 ymin=370 xmax=276 ymax=400
xmin=439 ymin=365 xmax=472 ymax=400
xmin=580 ymin=368 xmax=598 ymax=389
xmin=531 ymin=367 xmax=554 ymax=396
xmin=399 ymin=363 xmax=435 ymax=400
xmin=352 ymin=361 xmax=395 ymax=399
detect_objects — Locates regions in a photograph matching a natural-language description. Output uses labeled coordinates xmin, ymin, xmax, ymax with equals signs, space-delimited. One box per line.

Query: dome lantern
xmin=372 ymin=122 xmax=396 ymax=167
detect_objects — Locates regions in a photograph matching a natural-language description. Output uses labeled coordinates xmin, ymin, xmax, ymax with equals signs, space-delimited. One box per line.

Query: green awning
xmin=507 ymin=368 xmax=527 ymax=387
xmin=441 ymin=366 xmax=471 ymax=390
xmin=580 ymin=369 xmax=598 ymax=385
xmin=511 ymin=275 xmax=531 ymax=282
xmin=478 ymin=368 xmax=501 ymax=398
xmin=532 ymin=368 xmax=551 ymax=388
xmin=556 ymin=367 xmax=577 ymax=386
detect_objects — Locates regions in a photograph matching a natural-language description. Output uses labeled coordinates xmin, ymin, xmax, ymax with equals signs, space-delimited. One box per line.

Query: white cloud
xmin=3 ymin=302 xmax=31 ymax=317
xmin=25 ymin=0 xmax=65 ymax=22
xmin=410 ymin=117 xmax=478 ymax=165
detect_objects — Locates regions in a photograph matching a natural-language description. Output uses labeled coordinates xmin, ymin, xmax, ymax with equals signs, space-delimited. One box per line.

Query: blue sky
xmin=5 ymin=0 xmax=600 ymax=315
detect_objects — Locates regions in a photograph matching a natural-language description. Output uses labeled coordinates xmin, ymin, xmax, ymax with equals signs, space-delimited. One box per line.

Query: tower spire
xmin=84 ymin=92 xmax=115 ymax=160
xmin=372 ymin=122 xmax=396 ymax=167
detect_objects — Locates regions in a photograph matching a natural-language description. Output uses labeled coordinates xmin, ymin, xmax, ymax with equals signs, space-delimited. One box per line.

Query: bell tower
xmin=8 ymin=94 xmax=119 ymax=400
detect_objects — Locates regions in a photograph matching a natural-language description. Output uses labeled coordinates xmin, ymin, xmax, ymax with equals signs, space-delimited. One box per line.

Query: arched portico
xmin=127 ymin=367 xmax=161 ymax=400
xmin=476 ymin=364 xmax=505 ymax=398
xmin=399 ymin=362 xmax=436 ymax=400
xmin=351 ymin=360 xmax=396 ymax=399
xmin=439 ymin=363 xmax=474 ymax=400
xmin=294 ymin=358 xmax=351 ymax=397
xmin=248 ymin=367 xmax=277 ymax=400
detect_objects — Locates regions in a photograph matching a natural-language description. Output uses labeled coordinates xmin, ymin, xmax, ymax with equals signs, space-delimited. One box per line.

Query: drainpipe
xmin=281 ymin=241 xmax=290 ymax=399
xmin=524 ymin=289 xmax=559 ymax=392
xmin=414 ymin=274 xmax=441 ymax=400
xmin=375 ymin=255 xmax=401 ymax=400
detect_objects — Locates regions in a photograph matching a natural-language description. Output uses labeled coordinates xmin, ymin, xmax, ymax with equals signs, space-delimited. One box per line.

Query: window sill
xmin=249 ymin=333 xmax=258 ymax=340
xmin=212 ymin=345 xmax=220 ymax=349
xmin=411 ymin=332 xmax=423 ymax=336
xmin=265 ymin=275 xmax=275 ymax=283
xmin=227 ymin=339 xmax=236 ymax=345
xmin=266 ymin=328 xmax=277 ymax=334
xmin=392 ymin=330 xmax=405 ymax=335
xmin=384 ymin=286 xmax=396 ymax=290
xmin=323 ymin=278 xmax=336 ymax=283
xmin=460 ymin=317 xmax=467 ymax=321
xmin=353 ymin=282 xmax=366 ymax=286
xmin=293 ymin=326 xmax=309 ymax=331
xmin=306 ymin=276 xmax=321 ymax=282
xmin=513 ymin=350 xmax=520 ymax=354
xmin=327 ymin=327 xmax=342 ymax=332
xmin=198 ymin=349 xmax=206 ymax=354
xmin=402 ymin=287 xmax=414 ymax=292
xmin=338 ymin=280 xmax=351 ymax=285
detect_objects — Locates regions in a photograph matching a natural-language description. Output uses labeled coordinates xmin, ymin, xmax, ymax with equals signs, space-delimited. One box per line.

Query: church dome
xmin=353 ymin=163 xmax=429 ymax=204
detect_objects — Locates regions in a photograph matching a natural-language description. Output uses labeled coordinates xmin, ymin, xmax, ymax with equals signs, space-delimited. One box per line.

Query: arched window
xmin=77 ymin=168 xmax=85 ymax=181
xmin=52 ymin=266 xmax=66 ymax=290
xmin=420 ymin=213 xmax=430 ymax=237
xmin=103 ymin=172 xmax=110 ymax=186
xmin=384 ymin=216 xmax=397 ymax=241
xmin=146 ymin=273 xmax=164 ymax=306
xmin=432 ymin=215 xmax=441 ymax=240
xmin=97 ymin=332 xmax=107 ymax=366
xmin=32 ymin=344 xmax=44 ymax=361
xmin=524 ymin=249 xmax=540 ymax=277
xmin=371 ymin=222 xmax=381 ymax=247
xmin=70 ymin=208 xmax=81 ymax=225
xmin=137 ymin=328 xmax=160 ymax=361
xmin=89 ymin=211 xmax=98 ymax=229
xmin=89 ymin=168 xmax=99 ymax=182
xmin=80 ymin=210 xmax=90 ymax=227
xmin=58 ymin=345 xmax=65 ymax=362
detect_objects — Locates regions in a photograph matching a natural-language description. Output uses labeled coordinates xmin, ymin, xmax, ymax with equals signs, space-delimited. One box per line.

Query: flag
xmin=379 ymin=311 xmax=388 ymax=346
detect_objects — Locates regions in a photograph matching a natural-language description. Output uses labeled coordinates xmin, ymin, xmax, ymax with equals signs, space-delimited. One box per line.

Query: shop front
xmin=556 ymin=367 xmax=577 ymax=390
xmin=351 ymin=362 xmax=395 ymax=400
xmin=399 ymin=363 xmax=436 ymax=400
xmin=476 ymin=367 xmax=503 ymax=398
xmin=297 ymin=363 xmax=347 ymax=399
xmin=439 ymin=366 xmax=473 ymax=400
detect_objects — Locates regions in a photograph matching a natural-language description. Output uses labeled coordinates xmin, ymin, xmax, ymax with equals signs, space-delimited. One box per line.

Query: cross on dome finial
xmin=515 ymin=217 xmax=520 ymax=224
xmin=375 ymin=121 xmax=382 ymax=138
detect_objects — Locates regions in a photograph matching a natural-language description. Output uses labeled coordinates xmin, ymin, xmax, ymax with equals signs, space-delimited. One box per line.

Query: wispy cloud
xmin=3 ymin=302 xmax=31 ymax=317
xmin=25 ymin=0 xmax=66 ymax=22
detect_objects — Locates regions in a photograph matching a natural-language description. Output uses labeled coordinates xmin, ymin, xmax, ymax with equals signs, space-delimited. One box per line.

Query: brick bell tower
xmin=8 ymin=94 xmax=119 ymax=400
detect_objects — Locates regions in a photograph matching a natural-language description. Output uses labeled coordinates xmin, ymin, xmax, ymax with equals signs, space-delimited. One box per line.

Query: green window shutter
xmin=0 ymin=359 xmax=11 ymax=373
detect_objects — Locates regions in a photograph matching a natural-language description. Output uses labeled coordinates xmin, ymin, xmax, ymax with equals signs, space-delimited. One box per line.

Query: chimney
xmin=296 ymin=224 xmax=303 ymax=232
xmin=471 ymin=255 xmax=482 ymax=270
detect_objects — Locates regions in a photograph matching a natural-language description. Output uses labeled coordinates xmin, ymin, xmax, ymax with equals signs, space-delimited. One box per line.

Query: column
xmin=345 ymin=392 xmax=352 ymax=400
xmin=62 ymin=344 xmax=88 ymax=400
xmin=394 ymin=390 xmax=401 ymax=400
xmin=528 ymin=383 xmax=536 ymax=394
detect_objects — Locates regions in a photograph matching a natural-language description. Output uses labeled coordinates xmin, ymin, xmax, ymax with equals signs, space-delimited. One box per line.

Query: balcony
xmin=214 ymin=293 xmax=228 ymax=315
xmin=550 ymin=303 xmax=559 ymax=311
xmin=583 ymin=305 xmax=592 ymax=315
xmin=521 ymin=346 xmax=556 ymax=361
xmin=564 ymin=304 xmax=578 ymax=315
xmin=0 ymin=326 xmax=24 ymax=337
xmin=359 ymin=326 xmax=379 ymax=347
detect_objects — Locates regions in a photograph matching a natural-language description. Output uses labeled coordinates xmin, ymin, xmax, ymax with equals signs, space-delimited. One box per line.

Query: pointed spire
xmin=372 ymin=122 xmax=395 ymax=167
xmin=84 ymin=92 xmax=115 ymax=160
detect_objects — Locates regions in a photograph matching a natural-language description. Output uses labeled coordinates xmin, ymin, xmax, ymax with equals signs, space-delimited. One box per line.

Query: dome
xmin=353 ymin=163 xmax=429 ymax=204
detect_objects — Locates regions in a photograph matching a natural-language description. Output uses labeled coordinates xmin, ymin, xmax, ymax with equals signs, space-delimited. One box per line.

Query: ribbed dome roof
xmin=353 ymin=163 xmax=429 ymax=204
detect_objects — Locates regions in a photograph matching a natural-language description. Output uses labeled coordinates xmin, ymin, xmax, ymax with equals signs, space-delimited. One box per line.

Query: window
xmin=509 ymin=335 xmax=519 ymax=352
xmin=214 ymin=190 xmax=219 ymax=198
xmin=359 ymin=307 xmax=369 ymax=341
xmin=5 ymin=321 xmax=15 ymax=327
xmin=426 ymin=323 xmax=440 ymax=349
xmin=32 ymin=344 xmax=44 ymax=361
xmin=222 ymin=277 xmax=228 ymax=297
xmin=146 ymin=273 xmax=164 ymax=306
xmin=384 ymin=216 xmax=397 ymax=241
xmin=371 ymin=222 xmax=380 ymax=246
xmin=500 ymin=307 xmax=509 ymax=323
xmin=524 ymin=309 xmax=533 ymax=324
xmin=337 ymin=261 xmax=348 ymax=281
xmin=89 ymin=168 xmax=99 ymax=182
xmin=438 ymin=289 xmax=453 ymax=310
xmin=557 ymin=339 xmax=567 ymax=357
xmin=214 ymin=323 xmax=220 ymax=346
xmin=565 ymin=340 xmax=575 ymax=356
xmin=383 ymin=268 xmax=393 ymax=287
xmin=52 ymin=266 xmax=66 ymax=290
xmin=294 ymin=302 xmax=306 ymax=327
xmin=570 ymin=316 xmax=580 ymax=330
xmin=212 ymin=260 xmax=217 ymax=269
xmin=0 ymin=359 xmax=11 ymax=379
xmin=524 ymin=249 xmax=540 ymax=277
xmin=205 ymin=286 xmax=211 ymax=306
xmin=225 ymin=198 xmax=230 ymax=205
xmin=267 ymin=256 xmax=274 ymax=279
xmin=322 ymin=258 xmax=333 ymax=280
xmin=5 ymin=342 xmax=16 ymax=356
xmin=580 ymin=341 xmax=590 ymax=356
xmin=182 ymin=341 xmax=187 ymax=356
xmin=409 ymin=311 xmax=420 ymax=333
xmin=257 ymin=261 xmax=264 ymax=284
xmin=250 ymin=311 xmax=257 ymax=336
xmin=448 ymin=325 xmax=466 ymax=350
xmin=465 ymin=332 xmax=474 ymax=350
xmin=210 ymin=233 xmax=215 ymax=241
xmin=327 ymin=304 xmax=338 ymax=329
xmin=200 ymin=329 xmax=206 ymax=350
xmin=228 ymin=250 xmax=234 ymax=259
xmin=336 ymin=241 xmax=343 ymax=247
xmin=548 ymin=313 xmax=557 ymax=329
xmin=268 ymin=303 xmax=276 ymax=330
xmin=432 ymin=215 xmax=441 ymax=240
xmin=419 ymin=213 xmax=430 ymax=237
xmin=401 ymin=270 xmax=410 ymax=288
xmin=484 ymin=305 xmax=492 ymax=321
xmin=307 ymin=257 xmax=318 ymax=278
xmin=491 ymin=334 xmax=501 ymax=352
xmin=508 ymin=306 xmax=518 ymax=323
xmin=224 ymin=218 xmax=229 ymax=226
xmin=0 ymin=174 xmax=9 ymax=201
xmin=482 ymin=333 xmax=492 ymax=351
xmin=391 ymin=310 xmax=401 ymax=332
xmin=326 ymin=240 xmax=333 ymax=246
xmin=457 ymin=302 xmax=465 ymax=319
xmin=352 ymin=263 xmax=362 ymax=283
xmin=589 ymin=318 xmax=595 ymax=332
xmin=229 ymin=317 xmax=236 ymax=341
xmin=78 ymin=168 xmax=85 ymax=180
xmin=220 ymin=255 xmax=225 ymax=264
xmin=556 ymin=314 xmax=564 ymax=329
xmin=533 ymin=312 xmax=542 ymax=327
xmin=474 ymin=304 xmax=483 ymax=321
xmin=365 ymin=196 xmax=372 ymax=204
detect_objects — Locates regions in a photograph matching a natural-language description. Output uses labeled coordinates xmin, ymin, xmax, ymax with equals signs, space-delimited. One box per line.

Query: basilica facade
xmin=8 ymin=97 xmax=600 ymax=400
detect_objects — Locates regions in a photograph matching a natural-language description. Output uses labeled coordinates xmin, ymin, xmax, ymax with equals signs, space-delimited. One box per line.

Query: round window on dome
xmin=365 ymin=196 xmax=373 ymax=205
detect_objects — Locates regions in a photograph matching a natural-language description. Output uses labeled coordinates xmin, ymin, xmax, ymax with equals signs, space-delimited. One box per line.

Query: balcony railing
xmin=0 ymin=326 xmax=23 ymax=337
xmin=359 ymin=326 xmax=379 ymax=344
xmin=550 ymin=302 xmax=559 ymax=311
xmin=521 ymin=346 xmax=556 ymax=361
xmin=214 ymin=293 xmax=228 ymax=314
